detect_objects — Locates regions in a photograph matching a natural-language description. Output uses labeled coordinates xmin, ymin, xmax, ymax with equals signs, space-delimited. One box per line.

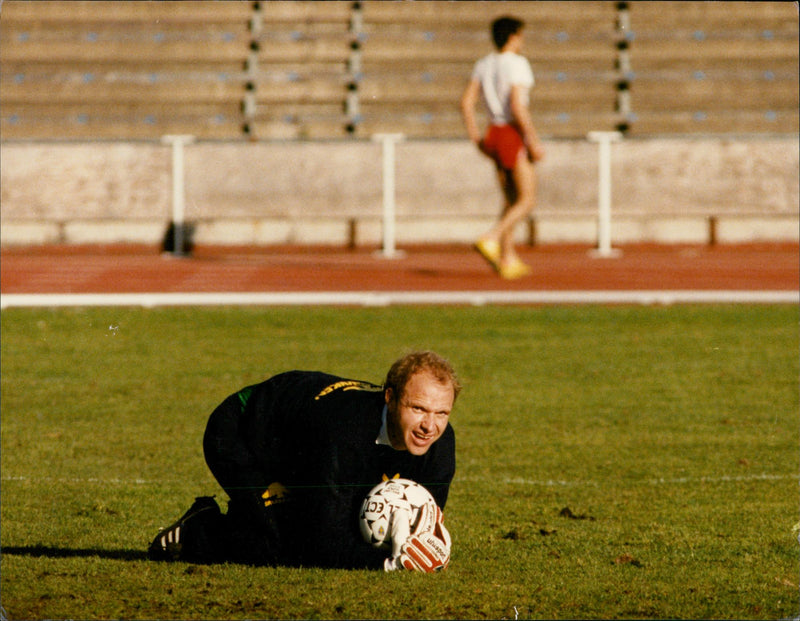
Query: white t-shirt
xmin=471 ymin=51 xmax=534 ymax=125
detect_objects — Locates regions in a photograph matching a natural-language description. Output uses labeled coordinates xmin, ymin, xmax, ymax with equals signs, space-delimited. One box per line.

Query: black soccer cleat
xmin=148 ymin=496 xmax=221 ymax=562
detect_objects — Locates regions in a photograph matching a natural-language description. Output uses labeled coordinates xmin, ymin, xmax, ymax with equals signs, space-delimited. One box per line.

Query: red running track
xmin=1 ymin=243 xmax=797 ymax=294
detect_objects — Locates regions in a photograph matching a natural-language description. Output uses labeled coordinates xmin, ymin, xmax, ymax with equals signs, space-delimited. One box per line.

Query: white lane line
xmin=1 ymin=290 xmax=798 ymax=308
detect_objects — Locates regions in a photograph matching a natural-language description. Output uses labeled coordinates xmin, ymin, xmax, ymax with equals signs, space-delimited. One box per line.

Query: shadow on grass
xmin=2 ymin=545 xmax=148 ymax=561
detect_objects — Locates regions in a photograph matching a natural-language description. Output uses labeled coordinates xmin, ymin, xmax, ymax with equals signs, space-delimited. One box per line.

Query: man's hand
xmin=385 ymin=518 xmax=451 ymax=573
xmin=525 ymin=139 xmax=545 ymax=163
xmin=411 ymin=502 xmax=442 ymax=537
xmin=399 ymin=526 xmax=451 ymax=572
xmin=389 ymin=504 xmax=412 ymax=558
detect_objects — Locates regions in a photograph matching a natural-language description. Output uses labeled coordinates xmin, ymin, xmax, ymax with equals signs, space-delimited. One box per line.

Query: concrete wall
xmin=1 ymin=136 xmax=797 ymax=247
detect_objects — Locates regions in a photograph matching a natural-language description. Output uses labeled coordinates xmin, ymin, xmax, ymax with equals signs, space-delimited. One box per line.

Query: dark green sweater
xmin=203 ymin=370 xmax=456 ymax=569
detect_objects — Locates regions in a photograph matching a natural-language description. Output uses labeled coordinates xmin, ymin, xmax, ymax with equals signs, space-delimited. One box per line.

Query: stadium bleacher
xmin=248 ymin=0 xmax=354 ymax=138
xmin=1 ymin=0 xmax=797 ymax=141
xmin=1 ymin=1 xmax=253 ymax=139
xmin=621 ymin=1 xmax=799 ymax=135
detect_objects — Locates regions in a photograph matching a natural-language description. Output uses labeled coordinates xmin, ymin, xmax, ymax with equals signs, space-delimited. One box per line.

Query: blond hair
xmin=384 ymin=351 xmax=461 ymax=404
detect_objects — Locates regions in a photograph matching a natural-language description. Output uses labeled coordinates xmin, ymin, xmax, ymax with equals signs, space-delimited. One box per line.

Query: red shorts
xmin=481 ymin=124 xmax=525 ymax=171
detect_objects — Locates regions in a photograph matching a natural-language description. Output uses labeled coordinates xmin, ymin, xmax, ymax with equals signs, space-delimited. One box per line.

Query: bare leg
xmin=478 ymin=150 xmax=536 ymax=273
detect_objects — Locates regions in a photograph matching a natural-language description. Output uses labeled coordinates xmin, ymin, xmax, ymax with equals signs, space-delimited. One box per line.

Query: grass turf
xmin=1 ymin=305 xmax=797 ymax=619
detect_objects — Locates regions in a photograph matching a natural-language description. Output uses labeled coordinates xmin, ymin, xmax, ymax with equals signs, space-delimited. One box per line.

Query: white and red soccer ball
xmin=359 ymin=478 xmax=438 ymax=550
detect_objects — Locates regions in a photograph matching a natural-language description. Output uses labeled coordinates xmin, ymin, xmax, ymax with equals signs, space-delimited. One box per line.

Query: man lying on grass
xmin=148 ymin=351 xmax=458 ymax=572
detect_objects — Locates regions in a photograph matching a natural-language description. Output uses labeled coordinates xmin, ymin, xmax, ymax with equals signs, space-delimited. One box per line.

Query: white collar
xmin=375 ymin=404 xmax=393 ymax=447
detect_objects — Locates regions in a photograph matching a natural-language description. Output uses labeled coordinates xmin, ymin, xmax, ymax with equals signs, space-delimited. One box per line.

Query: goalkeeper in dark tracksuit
xmin=149 ymin=351 xmax=458 ymax=572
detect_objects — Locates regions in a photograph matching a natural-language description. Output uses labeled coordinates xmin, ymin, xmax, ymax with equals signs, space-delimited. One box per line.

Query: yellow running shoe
xmin=474 ymin=238 xmax=501 ymax=271
xmin=499 ymin=258 xmax=532 ymax=280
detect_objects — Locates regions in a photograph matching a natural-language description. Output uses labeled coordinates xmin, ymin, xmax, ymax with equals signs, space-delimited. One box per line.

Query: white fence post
xmin=587 ymin=131 xmax=623 ymax=258
xmin=161 ymin=134 xmax=195 ymax=256
xmin=371 ymin=133 xmax=405 ymax=258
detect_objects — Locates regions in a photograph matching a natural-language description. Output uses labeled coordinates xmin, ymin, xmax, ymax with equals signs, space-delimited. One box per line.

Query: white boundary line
xmin=1 ymin=290 xmax=798 ymax=308
xmin=492 ymin=472 xmax=800 ymax=488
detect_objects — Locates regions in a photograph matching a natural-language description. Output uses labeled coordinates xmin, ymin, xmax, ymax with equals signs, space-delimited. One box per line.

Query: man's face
xmin=385 ymin=370 xmax=454 ymax=455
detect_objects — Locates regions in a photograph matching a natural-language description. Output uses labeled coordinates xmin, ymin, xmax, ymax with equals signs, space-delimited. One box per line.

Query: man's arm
xmin=297 ymin=481 xmax=390 ymax=569
xmin=460 ymin=78 xmax=485 ymax=148
xmin=509 ymin=84 xmax=544 ymax=162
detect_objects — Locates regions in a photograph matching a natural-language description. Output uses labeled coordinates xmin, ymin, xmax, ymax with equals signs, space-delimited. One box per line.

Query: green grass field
xmin=1 ymin=304 xmax=797 ymax=620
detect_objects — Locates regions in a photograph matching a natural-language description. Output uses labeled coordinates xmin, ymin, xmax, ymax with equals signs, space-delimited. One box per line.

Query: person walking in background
xmin=461 ymin=16 xmax=545 ymax=279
